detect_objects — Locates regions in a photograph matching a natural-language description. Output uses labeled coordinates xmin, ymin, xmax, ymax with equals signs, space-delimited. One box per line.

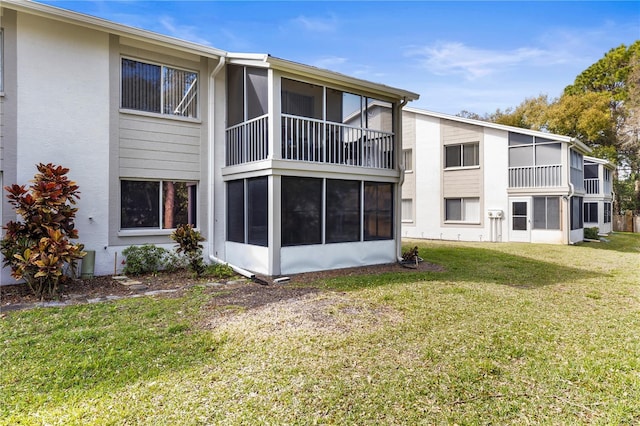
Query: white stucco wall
xmin=404 ymin=115 xmax=513 ymax=243
xmin=403 ymin=113 xmax=441 ymax=240
xmin=482 ymin=127 xmax=509 ymax=241
xmin=16 ymin=13 xmax=111 ymax=276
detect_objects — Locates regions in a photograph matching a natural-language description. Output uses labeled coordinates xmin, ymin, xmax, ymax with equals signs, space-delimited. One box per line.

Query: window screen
xmin=571 ymin=196 xmax=583 ymax=230
xmin=227 ymin=180 xmax=245 ymax=243
xmin=326 ymin=180 xmax=361 ymax=243
xmin=584 ymin=202 xmax=598 ymax=223
xmin=281 ymin=177 xmax=322 ymax=246
xmin=533 ymin=196 xmax=560 ymax=230
xmin=364 ymin=182 xmax=393 ymax=240
xmin=247 ymin=177 xmax=268 ymax=246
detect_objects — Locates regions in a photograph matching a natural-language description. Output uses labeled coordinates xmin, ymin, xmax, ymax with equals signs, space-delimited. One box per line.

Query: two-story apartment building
xmin=0 ymin=0 xmax=418 ymax=281
xmin=583 ymin=156 xmax=615 ymax=235
xmin=401 ymin=108 xmax=592 ymax=245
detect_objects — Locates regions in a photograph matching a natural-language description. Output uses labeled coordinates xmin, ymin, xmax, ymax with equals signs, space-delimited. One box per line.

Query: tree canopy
xmin=458 ymin=41 xmax=640 ymax=212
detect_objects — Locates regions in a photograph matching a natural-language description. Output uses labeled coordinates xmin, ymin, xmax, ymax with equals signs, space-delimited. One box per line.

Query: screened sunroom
xmin=218 ymin=58 xmax=418 ymax=276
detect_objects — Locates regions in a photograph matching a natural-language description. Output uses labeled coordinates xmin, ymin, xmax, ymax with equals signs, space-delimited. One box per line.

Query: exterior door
xmin=509 ymin=197 xmax=531 ymax=242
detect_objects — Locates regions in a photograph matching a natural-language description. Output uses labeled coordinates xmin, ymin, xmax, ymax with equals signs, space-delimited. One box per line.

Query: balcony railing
xmin=225 ymin=114 xmax=395 ymax=169
xmin=281 ymin=115 xmax=394 ymax=168
xmin=584 ymin=178 xmax=600 ymax=194
xmin=226 ymin=115 xmax=269 ymax=166
xmin=509 ymin=164 xmax=562 ymax=188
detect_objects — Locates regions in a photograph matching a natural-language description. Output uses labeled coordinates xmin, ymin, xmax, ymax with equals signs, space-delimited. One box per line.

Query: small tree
xmin=0 ymin=164 xmax=85 ymax=299
xmin=170 ymin=224 xmax=205 ymax=277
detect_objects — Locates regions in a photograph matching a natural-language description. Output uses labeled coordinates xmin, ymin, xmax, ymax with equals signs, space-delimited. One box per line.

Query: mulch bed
xmin=0 ymin=260 xmax=443 ymax=311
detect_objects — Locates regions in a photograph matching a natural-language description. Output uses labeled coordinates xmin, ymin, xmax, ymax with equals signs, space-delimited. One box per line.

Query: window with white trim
xmin=121 ymin=58 xmax=198 ymax=118
xmin=570 ymin=196 xmax=583 ymax=230
xmin=604 ymin=202 xmax=612 ymax=224
xmin=445 ymin=197 xmax=480 ymax=222
xmin=403 ymin=149 xmax=413 ymax=172
xmin=121 ymin=180 xmax=197 ymax=229
xmin=0 ymin=29 xmax=3 ymax=93
xmin=402 ymin=199 xmax=413 ymax=222
xmin=584 ymin=202 xmax=598 ymax=223
xmin=445 ymin=143 xmax=479 ymax=168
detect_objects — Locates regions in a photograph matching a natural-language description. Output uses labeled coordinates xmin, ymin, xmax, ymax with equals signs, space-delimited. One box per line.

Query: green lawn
xmin=2 ymin=233 xmax=639 ymax=424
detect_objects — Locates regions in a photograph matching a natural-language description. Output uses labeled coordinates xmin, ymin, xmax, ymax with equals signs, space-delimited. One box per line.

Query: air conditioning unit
xmin=488 ymin=209 xmax=504 ymax=219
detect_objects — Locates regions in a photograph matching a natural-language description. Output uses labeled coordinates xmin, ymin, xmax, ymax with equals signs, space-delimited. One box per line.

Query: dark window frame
xmin=364 ymin=182 xmax=394 ymax=241
xmin=121 ymin=179 xmax=197 ymax=230
xmin=121 ymin=57 xmax=199 ymax=118
xmin=226 ymin=180 xmax=245 ymax=243
xmin=584 ymin=202 xmax=598 ymax=223
xmin=326 ymin=179 xmax=361 ymax=243
xmin=281 ymin=177 xmax=323 ymax=246
xmin=445 ymin=143 xmax=479 ymax=168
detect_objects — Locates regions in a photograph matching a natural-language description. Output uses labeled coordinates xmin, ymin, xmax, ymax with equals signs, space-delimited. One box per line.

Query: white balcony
xmin=584 ymin=178 xmax=600 ymax=194
xmin=509 ymin=164 xmax=562 ymax=188
xmin=225 ymin=114 xmax=395 ymax=169
xmin=225 ymin=115 xmax=269 ymax=166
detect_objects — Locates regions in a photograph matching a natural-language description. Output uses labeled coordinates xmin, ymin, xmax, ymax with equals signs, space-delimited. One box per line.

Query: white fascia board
xmin=584 ymin=155 xmax=616 ymax=169
xmin=3 ymin=0 xmax=227 ymax=59
xmin=404 ymin=106 xmax=591 ymax=152
xmin=266 ymin=56 xmax=419 ymax=102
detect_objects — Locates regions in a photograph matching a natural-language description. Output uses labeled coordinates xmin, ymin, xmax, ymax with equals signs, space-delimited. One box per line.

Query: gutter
xmin=205 ymin=56 xmax=255 ymax=280
xmin=396 ymin=97 xmax=410 ymax=263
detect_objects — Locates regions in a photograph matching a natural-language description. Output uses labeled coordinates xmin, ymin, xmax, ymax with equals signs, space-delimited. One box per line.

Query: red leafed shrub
xmin=0 ymin=163 xmax=86 ymax=299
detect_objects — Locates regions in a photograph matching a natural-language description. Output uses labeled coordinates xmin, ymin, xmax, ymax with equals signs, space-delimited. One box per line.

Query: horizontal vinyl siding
xmin=442 ymin=119 xmax=481 ymax=144
xmin=443 ymin=168 xmax=481 ymax=197
xmin=119 ymin=115 xmax=200 ymax=180
xmin=442 ymin=119 xmax=483 ymax=198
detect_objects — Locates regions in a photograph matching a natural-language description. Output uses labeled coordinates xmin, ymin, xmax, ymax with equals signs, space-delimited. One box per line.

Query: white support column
xmin=267 ymin=69 xmax=281 ymax=160
xmin=268 ymin=174 xmax=282 ymax=275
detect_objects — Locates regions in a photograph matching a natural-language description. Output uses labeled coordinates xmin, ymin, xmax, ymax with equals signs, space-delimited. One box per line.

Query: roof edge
xmin=3 ymin=0 xmax=227 ymax=58
xmin=267 ymin=56 xmax=419 ymax=101
xmin=404 ymin=106 xmax=591 ymax=153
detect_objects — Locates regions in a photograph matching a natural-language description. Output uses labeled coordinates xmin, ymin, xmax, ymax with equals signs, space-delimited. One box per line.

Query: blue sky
xmin=40 ymin=1 xmax=639 ymax=115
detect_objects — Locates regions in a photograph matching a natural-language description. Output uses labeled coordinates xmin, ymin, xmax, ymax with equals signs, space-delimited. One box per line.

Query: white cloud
xmin=406 ymin=41 xmax=565 ymax=81
xmin=311 ymin=56 xmax=348 ymax=70
xmin=291 ymin=14 xmax=338 ymax=33
xmin=158 ymin=16 xmax=212 ymax=46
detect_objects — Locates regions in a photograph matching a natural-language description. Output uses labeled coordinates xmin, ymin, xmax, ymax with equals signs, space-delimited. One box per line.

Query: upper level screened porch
xmin=584 ymin=159 xmax=613 ymax=196
xmin=225 ymin=65 xmax=397 ymax=170
xmin=507 ymin=132 xmax=585 ymax=191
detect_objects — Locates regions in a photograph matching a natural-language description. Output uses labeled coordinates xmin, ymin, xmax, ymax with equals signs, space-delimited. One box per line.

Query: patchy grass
xmin=1 ymin=233 xmax=639 ymax=424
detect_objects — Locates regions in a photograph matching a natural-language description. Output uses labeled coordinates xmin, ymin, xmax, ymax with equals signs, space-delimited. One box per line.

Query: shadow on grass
xmin=0 ymin=292 xmax=221 ymax=417
xmin=319 ymin=245 xmax=603 ymax=292
xmin=574 ymin=232 xmax=640 ymax=253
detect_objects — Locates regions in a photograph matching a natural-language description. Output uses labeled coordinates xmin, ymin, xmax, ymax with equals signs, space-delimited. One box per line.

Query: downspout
xmin=206 ymin=56 xmax=255 ymax=279
xmin=566 ymin=181 xmax=575 ymax=245
xmin=566 ymin=140 xmax=577 ymax=245
xmin=396 ymin=97 xmax=409 ymax=263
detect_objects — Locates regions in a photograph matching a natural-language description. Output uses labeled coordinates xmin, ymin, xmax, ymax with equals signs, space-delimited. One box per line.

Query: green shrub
xmin=584 ymin=227 xmax=600 ymax=240
xmin=170 ymin=224 xmax=205 ymax=277
xmin=163 ymin=250 xmax=188 ymax=272
xmin=0 ymin=163 xmax=86 ymax=299
xmin=122 ymin=245 xmax=168 ymax=275
xmin=205 ymin=262 xmax=235 ymax=279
